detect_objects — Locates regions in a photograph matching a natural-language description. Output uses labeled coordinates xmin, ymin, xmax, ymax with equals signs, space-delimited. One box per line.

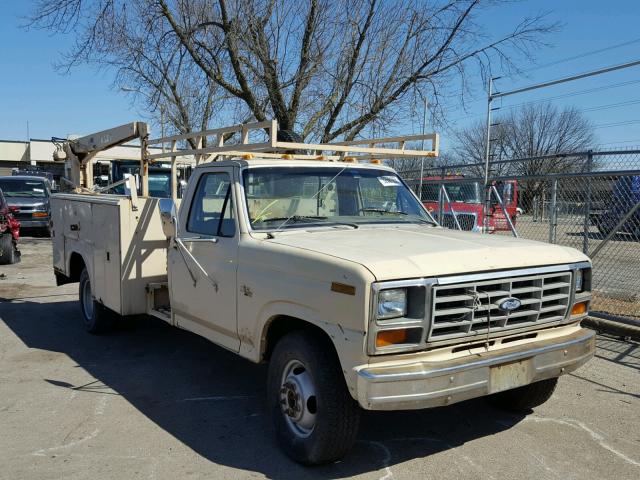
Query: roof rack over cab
xmin=53 ymin=119 xmax=438 ymax=199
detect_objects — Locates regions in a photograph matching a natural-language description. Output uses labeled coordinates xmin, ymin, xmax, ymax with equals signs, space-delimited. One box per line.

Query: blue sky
xmin=1 ymin=0 xmax=639 ymax=149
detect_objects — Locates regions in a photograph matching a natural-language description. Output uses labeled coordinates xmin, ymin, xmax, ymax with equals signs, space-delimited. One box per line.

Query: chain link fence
xmin=398 ymin=150 xmax=640 ymax=322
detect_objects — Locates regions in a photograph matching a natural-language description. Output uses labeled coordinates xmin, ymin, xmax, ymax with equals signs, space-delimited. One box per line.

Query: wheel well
xmin=68 ymin=252 xmax=86 ymax=283
xmin=262 ymin=316 xmax=334 ymax=362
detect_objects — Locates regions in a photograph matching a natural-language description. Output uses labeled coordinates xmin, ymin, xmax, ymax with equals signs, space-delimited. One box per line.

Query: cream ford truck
xmin=51 ymin=121 xmax=594 ymax=465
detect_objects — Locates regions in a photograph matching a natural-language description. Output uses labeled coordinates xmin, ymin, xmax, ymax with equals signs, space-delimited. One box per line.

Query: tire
xmin=79 ymin=267 xmax=114 ymax=333
xmin=487 ymin=377 xmax=558 ymax=412
xmin=0 ymin=234 xmax=16 ymax=265
xmin=267 ymin=330 xmax=361 ymax=465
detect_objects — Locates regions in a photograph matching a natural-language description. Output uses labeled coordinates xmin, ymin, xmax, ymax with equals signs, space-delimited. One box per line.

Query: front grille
xmin=439 ymin=213 xmax=476 ymax=231
xmin=429 ymin=271 xmax=572 ymax=341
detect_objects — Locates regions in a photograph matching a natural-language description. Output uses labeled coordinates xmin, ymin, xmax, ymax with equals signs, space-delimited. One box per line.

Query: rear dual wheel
xmin=79 ymin=267 xmax=114 ymax=333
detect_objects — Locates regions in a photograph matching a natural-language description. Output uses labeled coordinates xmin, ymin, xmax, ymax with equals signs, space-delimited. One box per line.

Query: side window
xmin=186 ymin=173 xmax=236 ymax=237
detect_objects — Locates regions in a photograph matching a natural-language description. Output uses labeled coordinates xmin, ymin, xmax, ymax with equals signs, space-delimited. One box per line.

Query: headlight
xmin=575 ymin=268 xmax=591 ymax=293
xmin=575 ymin=270 xmax=583 ymax=292
xmin=377 ymin=288 xmax=407 ymax=319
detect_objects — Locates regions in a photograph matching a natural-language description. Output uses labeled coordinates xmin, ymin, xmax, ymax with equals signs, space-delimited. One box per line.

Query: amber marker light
xmin=32 ymin=212 xmax=48 ymax=217
xmin=376 ymin=329 xmax=408 ymax=348
xmin=571 ymin=302 xmax=588 ymax=316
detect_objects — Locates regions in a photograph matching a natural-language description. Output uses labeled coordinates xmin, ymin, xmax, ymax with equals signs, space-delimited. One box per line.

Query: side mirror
xmin=158 ymin=198 xmax=177 ymax=239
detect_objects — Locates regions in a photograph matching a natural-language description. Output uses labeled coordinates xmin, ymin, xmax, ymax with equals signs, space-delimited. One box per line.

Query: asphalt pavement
xmin=1 ymin=237 xmax=639 ymax=480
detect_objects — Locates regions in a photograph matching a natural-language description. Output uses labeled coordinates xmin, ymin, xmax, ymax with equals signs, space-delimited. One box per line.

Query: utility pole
xmin=418 ymin=96 xmax=428 ymax=200
xmin=482 ymin=77 xmax=494 ymax=234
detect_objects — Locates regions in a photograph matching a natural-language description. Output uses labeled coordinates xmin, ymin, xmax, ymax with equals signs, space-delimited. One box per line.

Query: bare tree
xmin=452 ymin=121 xmax=511 ymax=176
xmin=452 ymin=103 xmax=595 ymax=208
xmin=28 ymin=0 xmax=557 ymax=142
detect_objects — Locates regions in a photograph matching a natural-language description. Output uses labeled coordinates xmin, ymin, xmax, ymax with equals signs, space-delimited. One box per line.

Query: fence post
xmin=549 ymin=178 xmax=558 ymax=244
xmin=582 ymin=151 xmax=593 ymax=255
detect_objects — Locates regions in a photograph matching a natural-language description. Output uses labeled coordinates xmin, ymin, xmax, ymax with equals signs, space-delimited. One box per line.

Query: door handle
xmin=180 ymin=236 xmax=218 ymax=244
xmin=173 ymin=238 xmax=219 ymax=291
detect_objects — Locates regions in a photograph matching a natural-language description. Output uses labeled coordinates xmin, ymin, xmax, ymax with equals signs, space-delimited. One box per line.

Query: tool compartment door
xmin=92 ymin=203 xmax=122 ymax=312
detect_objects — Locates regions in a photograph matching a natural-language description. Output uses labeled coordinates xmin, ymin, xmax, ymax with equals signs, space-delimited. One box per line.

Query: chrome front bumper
xmin=355 ymin=327 xmax=595 ymax=410
xmin=16 ymin=218 xmax=50 ymax=228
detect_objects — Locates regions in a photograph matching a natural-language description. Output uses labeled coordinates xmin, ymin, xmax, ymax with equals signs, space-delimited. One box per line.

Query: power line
xmin=507 ymin=37 xmax=640 ymax=77
xmin=581 ymin=98 xmax=640 ymax=113
xmin=443 ymin=39 xmax=640 ymax=111
xmin=492 ymin=59 xmax=640 ymax=99
xmin=593 ymin=119 xmax=640 ymax=129
xmin=448 ymin=80 xmax=640 ymax=124
xmin=598 ymin=139 xmax=640 ymax=145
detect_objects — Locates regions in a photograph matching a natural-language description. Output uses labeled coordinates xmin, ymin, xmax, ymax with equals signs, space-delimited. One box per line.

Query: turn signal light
xmin=571 ymin=302 xmax=588 ymax=316
xmin=32 ymin=212 xmax=48 ymax=218
xmin=376 ymin=329 xmax=408 ymax=348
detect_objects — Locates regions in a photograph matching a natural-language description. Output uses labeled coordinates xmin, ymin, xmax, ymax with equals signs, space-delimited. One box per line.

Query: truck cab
xmin=421 ymin=176 xmax=518 ymax=232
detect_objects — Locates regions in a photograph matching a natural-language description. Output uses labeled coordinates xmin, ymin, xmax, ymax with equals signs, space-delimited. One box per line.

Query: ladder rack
xmin=145 ymin=119 xmax=439 ymax=164
xmin=54 ymin=119 xmax=438 ymax=199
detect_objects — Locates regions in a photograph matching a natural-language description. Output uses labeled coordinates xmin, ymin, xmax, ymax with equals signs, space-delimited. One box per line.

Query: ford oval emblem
xmin=498 ymin=297 xmax=521 ymax=312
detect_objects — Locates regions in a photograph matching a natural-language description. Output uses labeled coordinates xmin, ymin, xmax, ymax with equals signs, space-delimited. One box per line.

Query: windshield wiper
xmin=360 ymin=208 xmax=435 ymax=225
xmin=259 ymin=215 xmax=328 ymax=223
xmin=259 ymin=215 xmax=359 ymax=230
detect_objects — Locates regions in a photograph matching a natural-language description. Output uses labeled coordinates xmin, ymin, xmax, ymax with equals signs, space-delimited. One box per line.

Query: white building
xmin=0 ymin=138 xmax=194 ymax=185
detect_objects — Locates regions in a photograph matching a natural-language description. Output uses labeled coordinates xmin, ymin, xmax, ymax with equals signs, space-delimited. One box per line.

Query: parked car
xmin=589 ymin=175 xmax=640 ymax=237
xmin=0 ymin=176 xmax=52 ymax=237
xmin=12 ymin=168 xmax=57 ymax=191
xmin=0 ymin=187 xmax=20 ymax=264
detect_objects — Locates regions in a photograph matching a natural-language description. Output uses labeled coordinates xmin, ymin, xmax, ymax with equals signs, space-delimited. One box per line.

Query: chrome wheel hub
xmin=279 ymin=359 xmax=317 ymax=437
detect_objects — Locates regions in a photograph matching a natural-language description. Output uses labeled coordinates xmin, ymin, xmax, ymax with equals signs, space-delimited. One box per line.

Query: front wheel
xmin=0 ymin=234 xmax=17 ymax=265
xmin=487 ymin=377 xmax=558 ymax=412
xmin=79 ymin=267 xmax=114 ymax=333
xmin=267 ymin=330 xmax=361 ymax=465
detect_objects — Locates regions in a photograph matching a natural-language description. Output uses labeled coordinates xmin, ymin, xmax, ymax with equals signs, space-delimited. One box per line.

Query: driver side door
xmin=168 ymin=168 xmax=240 ymax=352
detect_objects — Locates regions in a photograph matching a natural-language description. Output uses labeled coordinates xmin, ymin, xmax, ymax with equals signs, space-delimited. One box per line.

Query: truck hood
xmin=267 ymin=225 xmax=588 ymax=281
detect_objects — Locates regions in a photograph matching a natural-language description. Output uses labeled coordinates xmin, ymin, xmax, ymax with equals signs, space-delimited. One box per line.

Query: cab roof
xmin=193 ymin=157 xmax=397 ymax=172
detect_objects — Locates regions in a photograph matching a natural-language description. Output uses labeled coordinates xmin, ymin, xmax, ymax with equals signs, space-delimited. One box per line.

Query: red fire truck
xmin=420 ymin=176 xmax=518 ymax=232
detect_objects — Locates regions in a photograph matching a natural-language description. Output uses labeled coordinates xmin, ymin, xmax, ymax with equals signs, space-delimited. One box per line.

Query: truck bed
xmin=51 ymin=193 xmax=169 ymax=316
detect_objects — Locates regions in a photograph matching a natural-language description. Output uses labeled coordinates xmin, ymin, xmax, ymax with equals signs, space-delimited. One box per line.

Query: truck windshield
xmin=0 ymin=178 xmax=47 ymax=198
xmin=423 ymin=182 xmax=481 ymax=204
xmin=243 ymin=166 xmax=436 ymax=231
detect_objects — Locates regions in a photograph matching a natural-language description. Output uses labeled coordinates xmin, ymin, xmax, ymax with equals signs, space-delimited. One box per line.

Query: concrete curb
xmin=583 ymin=317 xmax=640 ymax=341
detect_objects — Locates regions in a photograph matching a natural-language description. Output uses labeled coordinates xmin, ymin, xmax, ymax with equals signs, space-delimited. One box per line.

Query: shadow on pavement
xmin=0 ymin=298 xmax=525 ymax=478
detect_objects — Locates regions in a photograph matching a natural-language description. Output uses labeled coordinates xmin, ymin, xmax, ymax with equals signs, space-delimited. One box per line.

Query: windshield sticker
xmin=378 ymin=176 xmax=402 ymax=187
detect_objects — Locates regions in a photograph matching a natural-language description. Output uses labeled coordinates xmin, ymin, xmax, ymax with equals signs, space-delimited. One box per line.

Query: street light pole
xmin=482 ymin=76 xmax=494 ymax=234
